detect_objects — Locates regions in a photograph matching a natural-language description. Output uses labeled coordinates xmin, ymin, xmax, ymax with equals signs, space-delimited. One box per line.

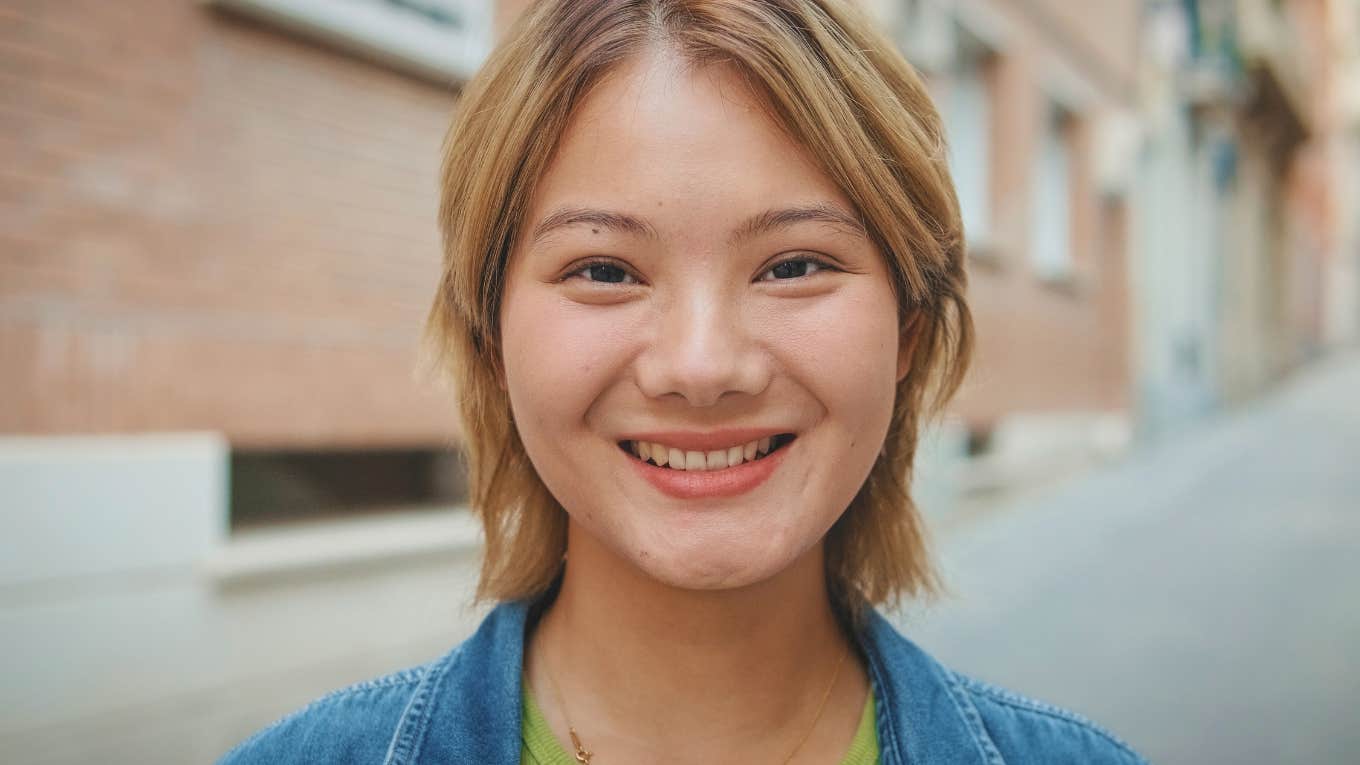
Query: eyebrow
xmin=728 ymin=203 xmax=868 ymax=245
xmin=529 ymin=208 xmax=659 ymax=244
xmin=527 ymin=202 xmax=868 ymax=247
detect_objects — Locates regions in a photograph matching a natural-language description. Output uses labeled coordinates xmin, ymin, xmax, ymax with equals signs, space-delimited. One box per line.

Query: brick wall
xmin=1 ymin=0 xmax=1138 ymax=447
xmin=946 ymin=0 xmax=1137 ymax=421
xmin=1 ymin=1 xmax=461 ymax=449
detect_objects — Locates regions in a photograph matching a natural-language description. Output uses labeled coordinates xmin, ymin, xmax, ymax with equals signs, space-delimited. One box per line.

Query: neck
xmin=524 ymin=521 xmax=868 ymax=764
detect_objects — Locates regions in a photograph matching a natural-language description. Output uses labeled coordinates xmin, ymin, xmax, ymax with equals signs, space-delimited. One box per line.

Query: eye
xmin=563 ymin=258 xmax=640 ymax=285
xmin=758 ymin=255 xmax=834 ymax=282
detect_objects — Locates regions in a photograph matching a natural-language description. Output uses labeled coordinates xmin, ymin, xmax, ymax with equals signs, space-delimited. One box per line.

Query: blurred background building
xmin=2 ymin=0 xmax=1357 ymax=762
xmin=1136 ymin=0 xmax=1360 ymax=435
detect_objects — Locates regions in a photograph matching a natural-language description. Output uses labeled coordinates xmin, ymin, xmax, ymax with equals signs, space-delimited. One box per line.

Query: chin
xmin=628 ymin=532 xmax=806 ymax=593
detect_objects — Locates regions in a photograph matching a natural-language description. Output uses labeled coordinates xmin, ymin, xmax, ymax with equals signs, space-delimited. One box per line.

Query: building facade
xmin=1133 ymin=0 xmax=1360 ymax=436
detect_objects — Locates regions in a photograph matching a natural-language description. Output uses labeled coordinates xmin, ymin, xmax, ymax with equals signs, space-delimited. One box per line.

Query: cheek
xmin=766 ymin=286 xmax=901 ymax=424
xmin=501 ymin=291 xmax=637 ymax=435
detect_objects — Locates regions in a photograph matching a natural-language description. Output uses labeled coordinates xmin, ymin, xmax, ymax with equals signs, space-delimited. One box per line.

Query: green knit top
xmin=520 ymin=683 xmax=879 ymax=764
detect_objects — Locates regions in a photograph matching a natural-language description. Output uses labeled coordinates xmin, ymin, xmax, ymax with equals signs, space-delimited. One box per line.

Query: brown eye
xmin=563 ymin=258 xmax=640 ymax=285
xmin=759 ymin=257 xmax=830 ymax=282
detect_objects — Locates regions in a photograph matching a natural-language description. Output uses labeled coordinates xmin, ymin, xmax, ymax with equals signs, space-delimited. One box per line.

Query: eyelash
xmin=756 ymin=255 xmax=834 ymax=282
xmin=561 ymin=257 xmax=641 ymax=285
xmin=561 ymin=254 xmax=838 ymax=285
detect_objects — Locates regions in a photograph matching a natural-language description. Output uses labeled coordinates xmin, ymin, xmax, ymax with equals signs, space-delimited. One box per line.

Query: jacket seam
xmin=943 ymin=670 xmax=1006 ymax=765
xmin=218 ymin=670 xmax=427 ymax=762
xmin=958 ymin=677 xmax=1146 ymax=761
xmin=383 ymin=644 xmax=463 ymax=765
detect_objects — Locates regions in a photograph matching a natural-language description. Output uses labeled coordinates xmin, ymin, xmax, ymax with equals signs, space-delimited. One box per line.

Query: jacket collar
xmin=387 ymin=600 xmax=995 ymax=765
xmin=859 ymin=608 xmax=997 ymax=764
xmin=383 ymin=601 xmax=526 ymax=765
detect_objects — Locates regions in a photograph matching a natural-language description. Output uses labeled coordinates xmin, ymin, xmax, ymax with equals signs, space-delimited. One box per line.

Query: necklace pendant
xmin=569 ymin=727 xmax=592 ymax=764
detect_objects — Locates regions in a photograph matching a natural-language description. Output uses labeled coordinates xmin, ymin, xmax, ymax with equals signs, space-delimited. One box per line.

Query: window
xmin=893 ymin=5 xmax=1000 ymax=255
xmin=210 ymin=0 xmax=494 ymax=82
xmin=942 ymin=29 xmax=996 ymax=250
xmin=230 ymin=448 xmax=469 ymax=530
xmin=892 ymin=0 xmax=957 ymax=73
xmin=1032 ymin=103 xmax=1076 ymax=281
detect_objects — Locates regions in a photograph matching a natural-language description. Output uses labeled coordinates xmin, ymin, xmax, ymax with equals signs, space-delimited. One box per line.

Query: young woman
xmin=223 ymin=1 xmax=1146 ymax=763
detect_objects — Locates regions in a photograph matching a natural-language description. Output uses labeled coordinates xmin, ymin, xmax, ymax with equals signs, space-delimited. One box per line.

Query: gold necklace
xmin=542 ymin=644 xmax=849 ymax=765
xmin=543 ymin=660 xmax=593 ymax=764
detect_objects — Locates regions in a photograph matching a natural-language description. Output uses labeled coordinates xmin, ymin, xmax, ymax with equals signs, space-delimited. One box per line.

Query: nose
xmin=634 ymin=290 xmax=770 ymax=407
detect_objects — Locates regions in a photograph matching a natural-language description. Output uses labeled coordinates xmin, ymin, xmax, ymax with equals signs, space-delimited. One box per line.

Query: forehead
xmin=524 ymin=46 xmax=854 ymax=237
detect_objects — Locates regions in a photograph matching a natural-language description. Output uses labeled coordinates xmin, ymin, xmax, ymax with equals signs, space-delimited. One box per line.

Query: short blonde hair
xmin=426 ymin=0 xmax=972 ymax=610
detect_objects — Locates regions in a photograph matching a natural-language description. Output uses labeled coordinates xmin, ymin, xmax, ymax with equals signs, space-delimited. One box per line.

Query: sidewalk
xmin=898 ymin=351 xmax=1360 ymax=764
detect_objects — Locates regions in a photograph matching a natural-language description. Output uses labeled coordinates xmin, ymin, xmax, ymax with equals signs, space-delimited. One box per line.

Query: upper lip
xmin=617 ymin=428 xmax=793 ymax=452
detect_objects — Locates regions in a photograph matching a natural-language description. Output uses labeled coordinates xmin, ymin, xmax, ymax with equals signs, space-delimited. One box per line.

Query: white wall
xmin=0 ymin=434 xmax=484 ymax=764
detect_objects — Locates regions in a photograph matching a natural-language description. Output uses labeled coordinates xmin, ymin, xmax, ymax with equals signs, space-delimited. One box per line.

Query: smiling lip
xmin=620 ymin=429 xmax=794 ymax=500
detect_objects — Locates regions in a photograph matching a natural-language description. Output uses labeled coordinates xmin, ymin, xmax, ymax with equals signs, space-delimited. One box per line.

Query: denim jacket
xmin=221 ymin=600 xmax=1147 ymax=764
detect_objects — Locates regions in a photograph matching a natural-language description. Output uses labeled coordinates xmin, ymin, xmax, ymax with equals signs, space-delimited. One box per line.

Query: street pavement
xmin=898 ymin=351 xmax=1360 ymax=764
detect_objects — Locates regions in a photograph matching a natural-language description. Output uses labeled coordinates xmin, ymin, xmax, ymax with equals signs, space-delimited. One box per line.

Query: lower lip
xmin=625 ymin=440 xmax=792 ymax=500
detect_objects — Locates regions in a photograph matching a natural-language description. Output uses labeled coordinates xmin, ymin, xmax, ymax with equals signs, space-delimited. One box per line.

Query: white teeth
xmin=628 ymin=437 xmax=785 ymax=470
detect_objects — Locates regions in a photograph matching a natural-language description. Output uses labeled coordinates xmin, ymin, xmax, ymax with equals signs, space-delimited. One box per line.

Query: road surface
xmin=900 ymin=352 xmax=1360 ymax=764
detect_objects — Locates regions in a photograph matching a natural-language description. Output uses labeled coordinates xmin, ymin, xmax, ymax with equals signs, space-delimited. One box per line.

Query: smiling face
xmin=499 ymin=47 xmax=909 ymax=592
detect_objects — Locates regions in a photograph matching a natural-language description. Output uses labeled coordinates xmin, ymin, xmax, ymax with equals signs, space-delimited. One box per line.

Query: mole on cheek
xmin=591 ymin=228 xmax=599 ymax=234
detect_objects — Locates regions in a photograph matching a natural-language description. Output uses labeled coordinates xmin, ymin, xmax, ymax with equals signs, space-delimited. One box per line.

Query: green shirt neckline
xmin=520 ymin=682 xmax=879 ymax=764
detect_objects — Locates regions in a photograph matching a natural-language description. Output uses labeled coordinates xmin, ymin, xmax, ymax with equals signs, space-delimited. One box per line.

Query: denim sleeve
xmin=956 ymin=674 xmax=1150 ymax=765
xmin=218 ymin=670 xmax=426 ymax=765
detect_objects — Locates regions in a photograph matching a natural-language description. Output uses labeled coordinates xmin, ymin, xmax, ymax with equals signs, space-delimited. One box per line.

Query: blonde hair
xmin=426 ymin=0 xmax=972 ymax=611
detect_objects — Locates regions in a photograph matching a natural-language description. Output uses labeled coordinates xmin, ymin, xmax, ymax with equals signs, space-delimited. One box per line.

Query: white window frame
xmin=208 ymin=0 xmax=494 ymax=83
xmin=1032 ymin=103 xmax=1076 ymax=282
xmin=943 ymin=37 xmax=995 ymax=251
